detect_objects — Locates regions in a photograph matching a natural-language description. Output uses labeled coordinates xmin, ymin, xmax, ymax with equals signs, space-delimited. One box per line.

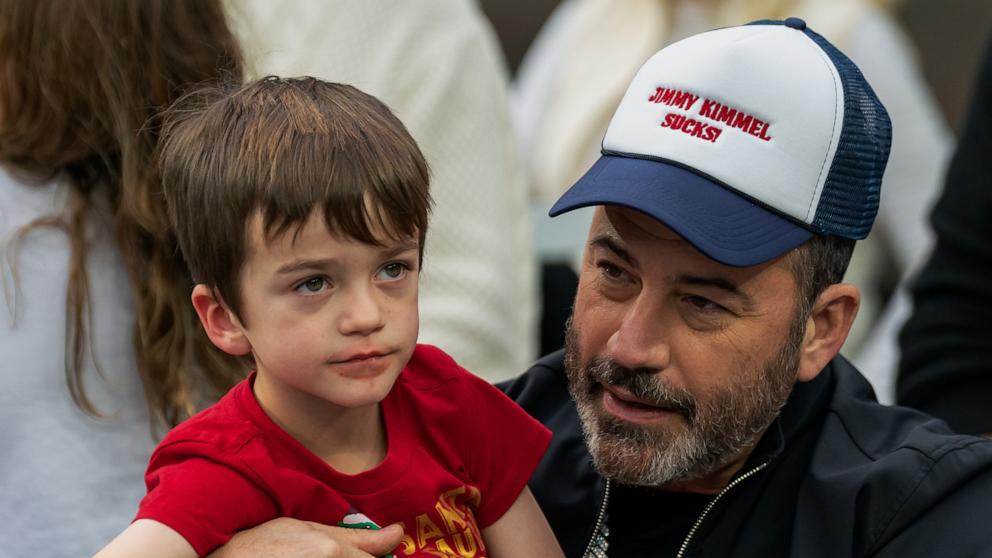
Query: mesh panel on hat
xmin=805 ymin=28 xmax=892 ymax=239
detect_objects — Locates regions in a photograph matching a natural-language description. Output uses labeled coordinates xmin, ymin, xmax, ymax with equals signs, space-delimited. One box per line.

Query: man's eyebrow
xmin=589 ymin=234 xmax=635 ymax=266
xmin=676 ymin=274 xmax=751 ymax=302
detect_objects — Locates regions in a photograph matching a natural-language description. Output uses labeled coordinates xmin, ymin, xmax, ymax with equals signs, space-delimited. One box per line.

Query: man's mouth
xmin=600 ymin=383 xmax=680 ymax=424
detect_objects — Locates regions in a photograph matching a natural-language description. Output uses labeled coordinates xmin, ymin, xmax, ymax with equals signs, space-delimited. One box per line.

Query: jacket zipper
xmin=676 ymin=462 xmax=769 ymax=558
xmin=582 ymin=478 xmax=611 ymax=558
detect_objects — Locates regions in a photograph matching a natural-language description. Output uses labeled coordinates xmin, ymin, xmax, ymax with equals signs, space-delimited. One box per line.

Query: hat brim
xmin=549 ymin=155 xmax=813 ymax=267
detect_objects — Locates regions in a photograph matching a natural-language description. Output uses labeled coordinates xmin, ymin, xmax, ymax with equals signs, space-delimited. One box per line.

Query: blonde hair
xmin=0 ymin=0 xmax=246 ymax=431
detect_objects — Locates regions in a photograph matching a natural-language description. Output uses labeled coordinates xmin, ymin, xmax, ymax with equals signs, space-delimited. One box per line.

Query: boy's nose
xmin=338 ymin=285 xmax=386 ymax=336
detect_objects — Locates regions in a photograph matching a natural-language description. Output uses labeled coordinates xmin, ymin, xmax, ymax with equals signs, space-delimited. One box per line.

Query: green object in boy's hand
xmin=338 ymin=512 xmax=397 ymax=558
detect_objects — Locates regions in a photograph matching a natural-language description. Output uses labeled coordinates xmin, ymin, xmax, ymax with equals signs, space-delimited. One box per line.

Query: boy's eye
xmin=296 ymin=277 xmax=328 ymax=295
xmin=376 ymin=262 xmax=409 ymax=281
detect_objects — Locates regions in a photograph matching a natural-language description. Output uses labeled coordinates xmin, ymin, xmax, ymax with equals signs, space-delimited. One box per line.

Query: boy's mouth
xmin=334 ymin=350 xmax=389 ymax=363
xmin=329 ymin=350 xmax=394 ymax=378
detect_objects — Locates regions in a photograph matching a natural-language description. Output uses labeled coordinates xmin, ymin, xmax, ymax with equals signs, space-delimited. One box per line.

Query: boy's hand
xmin=207 ymin=518 xmax=403 ymax=558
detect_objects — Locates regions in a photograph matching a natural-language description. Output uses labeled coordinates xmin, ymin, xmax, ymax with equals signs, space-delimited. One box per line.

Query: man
xmin=214 ymin=18 xmax=992 ymax=558
xmin=501 ymin=17 xmax=992 ymax=558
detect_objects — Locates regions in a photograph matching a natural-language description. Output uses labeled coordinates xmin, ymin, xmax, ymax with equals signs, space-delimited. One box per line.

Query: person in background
xmin=226 ymin=0 xmax=537 ymax=383
xmin=512 ymin=0 xmax=952 ymax=402
xmin=0 ymin=2 xmax=243 ymax=555
xmin=897 ymin=38 xmax=992 ymax=437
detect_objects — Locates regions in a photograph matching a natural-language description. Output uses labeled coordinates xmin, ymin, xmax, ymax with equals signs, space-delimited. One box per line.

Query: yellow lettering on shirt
xmin=416 ymin=514 xmax=446 ymax=547
xmin=397 ymin=485 xmax=487 ymax=557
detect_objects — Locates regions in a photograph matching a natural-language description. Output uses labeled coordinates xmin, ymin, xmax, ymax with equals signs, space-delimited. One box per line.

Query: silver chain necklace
xmin=583 ymin=478 xmax=611 ymax=558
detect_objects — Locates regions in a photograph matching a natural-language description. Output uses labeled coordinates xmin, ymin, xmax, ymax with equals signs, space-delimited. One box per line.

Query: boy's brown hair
xmin=159 ymin=77 xmax=431 ymax=320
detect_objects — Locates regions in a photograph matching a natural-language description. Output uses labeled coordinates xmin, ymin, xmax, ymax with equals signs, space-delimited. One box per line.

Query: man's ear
xmin=796 ymin=283 xmax=859 ymax=383
xmin=191 ymin=284 xmax=252 ymax=356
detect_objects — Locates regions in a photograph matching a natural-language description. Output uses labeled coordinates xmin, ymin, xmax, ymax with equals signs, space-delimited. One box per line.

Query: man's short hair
xmin=159 ymin=77 xmax=431 ymax=319
xmin=789 ymin=235 xmax=856 ymax=318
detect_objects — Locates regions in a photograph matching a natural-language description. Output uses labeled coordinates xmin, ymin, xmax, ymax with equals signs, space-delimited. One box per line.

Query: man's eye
xmin=376 ymin=262 xmax=409 ymax=281
xmin=295 ymin=277 xmax=328 ymax=295
xmin=598 ymin=262 xmax=626 ymax=280
xmin=684 ymin=295 xmax=724 ymax=312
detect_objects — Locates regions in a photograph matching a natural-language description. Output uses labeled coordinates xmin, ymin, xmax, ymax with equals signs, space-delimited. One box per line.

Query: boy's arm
xmin=482 ymin=487 xmax=564 ymax=558
xmin=93 ymin=519 xmax=197 ymax=558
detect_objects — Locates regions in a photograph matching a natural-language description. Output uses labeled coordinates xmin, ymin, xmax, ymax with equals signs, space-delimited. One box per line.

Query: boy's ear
xmin=796 ymin=283 xmax=859 ymax=383
xmin=191 ymin=284 xmax=252 ymax=356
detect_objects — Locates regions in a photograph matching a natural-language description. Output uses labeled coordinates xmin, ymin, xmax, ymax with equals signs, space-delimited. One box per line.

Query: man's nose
xmin=606 ymin=295 xmax=671 ymax=371
xmin=338 ymin=284 xmax=386 ymax=336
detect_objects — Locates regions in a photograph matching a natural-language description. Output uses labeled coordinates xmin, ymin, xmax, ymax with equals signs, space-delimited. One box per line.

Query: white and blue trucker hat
xmin=549 ymin=18 xmax=892 ymax=267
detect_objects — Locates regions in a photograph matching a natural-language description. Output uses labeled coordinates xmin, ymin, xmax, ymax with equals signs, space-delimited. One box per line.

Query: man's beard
xmin=563 ymin=316 xmax=803 ymax=488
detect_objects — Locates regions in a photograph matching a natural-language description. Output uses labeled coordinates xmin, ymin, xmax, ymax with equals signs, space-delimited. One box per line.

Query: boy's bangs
xmin=247 ymin=82 xmax=431 ymax=248
xmin=256 ymin=134 xmax=430 ymax=248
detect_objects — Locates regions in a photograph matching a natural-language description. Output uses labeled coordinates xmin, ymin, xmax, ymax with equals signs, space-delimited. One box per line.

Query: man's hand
xmin=207 ymin=518 xmax=404 ymax=558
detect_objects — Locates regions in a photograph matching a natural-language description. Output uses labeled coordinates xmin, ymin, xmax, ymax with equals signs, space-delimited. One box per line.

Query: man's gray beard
xmin=563 ymin=316 xmax=803 ymax=488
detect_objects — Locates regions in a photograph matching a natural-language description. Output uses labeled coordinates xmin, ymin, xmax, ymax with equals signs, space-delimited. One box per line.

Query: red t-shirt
xmin=135 ymin=344 xmax=551 ymax=557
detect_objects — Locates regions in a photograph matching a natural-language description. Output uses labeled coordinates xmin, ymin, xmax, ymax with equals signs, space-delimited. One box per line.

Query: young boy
xmin=94 ymin=77 xmax=561 ymax=558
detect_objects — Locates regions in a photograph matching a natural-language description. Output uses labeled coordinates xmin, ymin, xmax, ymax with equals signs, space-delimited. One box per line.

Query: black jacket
xmin=501 ymin=351 xmax=992 ymax=557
